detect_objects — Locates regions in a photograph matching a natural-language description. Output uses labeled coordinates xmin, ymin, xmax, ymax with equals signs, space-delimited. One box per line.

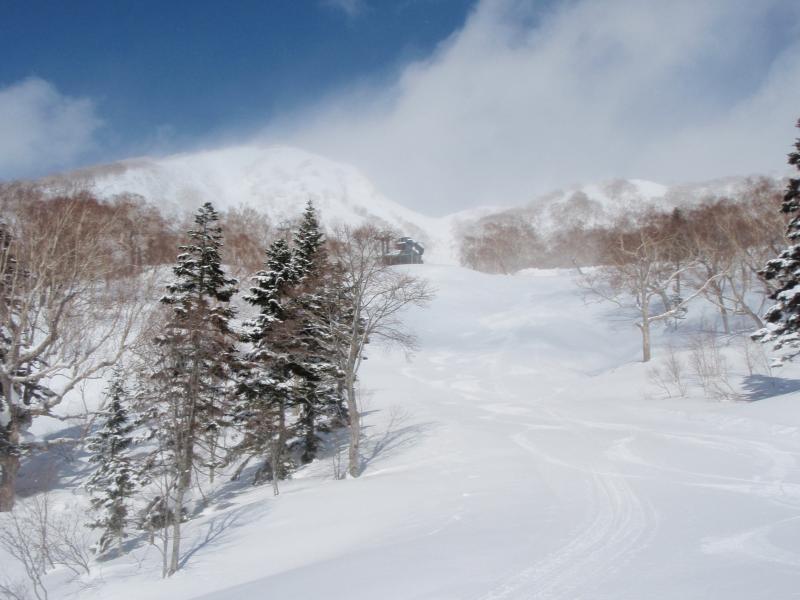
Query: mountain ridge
xmin=29 ymin=144 xmax=780 ymax=264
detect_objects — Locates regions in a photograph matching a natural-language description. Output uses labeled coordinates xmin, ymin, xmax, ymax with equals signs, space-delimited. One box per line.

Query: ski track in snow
xmin=463 ymin=298 xmax=657 ymax=600
xmin=462 ymin=279 xmax=799 ymax=598
xmin=477 ymin=435 xmax=657 ymax=600
xmin=701 ymin=516 xmax=800 ymax=568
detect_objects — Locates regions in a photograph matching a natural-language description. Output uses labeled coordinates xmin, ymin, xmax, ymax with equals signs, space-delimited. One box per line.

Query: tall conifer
xmin=86 ymin=372 xmax=138 ymax=554
xmin=236 ymin=238 xmax=300 ymax=492
xmin=148 ymin=201 xmax=238 ymax=575
xmin=755 ymin=120 xmax=800 ymax=362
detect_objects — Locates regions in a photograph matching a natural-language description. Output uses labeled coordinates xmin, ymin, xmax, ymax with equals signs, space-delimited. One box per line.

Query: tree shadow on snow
xmin=16 ymin=424 xmax=91 ymax=498
xmin=178 ymin=506 xmax=253 ymax=569
xmin=361 ymin=406 xmax=437 ymax=470
xmin=741 ymin=374 xmax=800 ymax=401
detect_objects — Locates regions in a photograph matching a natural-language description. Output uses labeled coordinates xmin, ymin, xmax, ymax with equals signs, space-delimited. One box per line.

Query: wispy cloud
xmin=321 ymin=0 xmax=367 ymax=19
xmin=0 ymin=77 xmax=101 ymax=179
xmin=272 ymin=0 xmax=800 ymax=214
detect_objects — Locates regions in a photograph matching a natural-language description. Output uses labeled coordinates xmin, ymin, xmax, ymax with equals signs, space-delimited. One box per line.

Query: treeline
xmin=0 ymin=190 xmax=432 ymax=583
xmin=0 ymin=183 xmax=274 ymax=276
xmin=460 ymin=177 xmax=784 ymax=274
xmin=460 ymin=178 xmax=786 ymax=362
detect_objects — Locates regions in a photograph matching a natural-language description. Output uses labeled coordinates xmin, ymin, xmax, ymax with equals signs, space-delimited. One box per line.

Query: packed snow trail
xmin=82 ymin=265 xmax=800 ymax=600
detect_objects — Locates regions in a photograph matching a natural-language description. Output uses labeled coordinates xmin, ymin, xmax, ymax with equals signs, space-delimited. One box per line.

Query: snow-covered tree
xmin=146 ymin=202 xmax=239 ymax=575
xmin=0 ymin=222 xmax=55 ymax=491
xmin=235 ymin=238 xmax=300 ymax=493
xmin=86 ymin=372 xmax=139 ymax=555
xmin=329 ymin=225 xmax=434 ymax=477
xmin=291 ymin=202 xmax=346 ymax=463
xmin=754 ymin=119 xmax=800 ymax=362
xmin=0 ymin=198 xmax=146 ymax=512
xmin=580 ymin=221 xmax=695 ymax=362
xmin=293 ymin=200 xmax=325 ymax=277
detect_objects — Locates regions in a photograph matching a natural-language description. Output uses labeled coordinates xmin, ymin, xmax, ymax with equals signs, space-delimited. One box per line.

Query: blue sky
xmin=0 ymin=0 xmax=476 ymax=174
xmin=1 ymin=0 xmax=799 ymax=212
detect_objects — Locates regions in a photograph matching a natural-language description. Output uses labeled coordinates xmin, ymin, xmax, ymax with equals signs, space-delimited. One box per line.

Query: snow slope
xmin=52 ymin=264 xmax=800 ymax=600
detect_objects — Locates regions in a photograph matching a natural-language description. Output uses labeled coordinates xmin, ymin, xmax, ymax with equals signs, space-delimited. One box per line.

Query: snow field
xmin=4 ymin=264 xmax=800 ymax=599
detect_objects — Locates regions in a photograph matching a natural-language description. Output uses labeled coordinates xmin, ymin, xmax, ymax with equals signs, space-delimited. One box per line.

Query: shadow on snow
xmin=741 ymin=374 xmax=800 ymax=401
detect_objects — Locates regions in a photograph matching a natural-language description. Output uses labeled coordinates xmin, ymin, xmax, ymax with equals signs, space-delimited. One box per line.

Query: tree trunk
xmin=270 ymin=455 xmax=280 ymax=497
xmin=165 ymin=333 xmax=200 ymax=575
xmin=740 ymin=303 xmax=764 ymax=329
xmin=641 ymin=321 xmax=651 ymax=363
xmin=161 ymin=523 xmax=168 ymax=579
xmin=270 ymin=399 xmax=286 ymax=496
xmin=167 ymin=402 xmax=195 ymax=576
xmin=167 ymin=481 xmax=185 ymax=577
xmin=0 ymin=451 xmax=19 ymax=512
xmin=727 ymin=275 xmax=764 ymax=329
xmin=300 ymin=399 xmax=317 ymax=464
xmin=208 ymin=431 xmax=218 ymax=485
xmin=638 ymin=296 xmax=652 ymax=363
xmin=0 ymin=375 xmax=20 ymax=512
xmin=345 ymin=378 xmax=361 ymax=478
xmin=0 ymin=417 xmax=20 ymax=512
xmin=718 ymin=306 xmax=730 ymax=334
xmin=716 ymin=292 xmax=730 ymax=334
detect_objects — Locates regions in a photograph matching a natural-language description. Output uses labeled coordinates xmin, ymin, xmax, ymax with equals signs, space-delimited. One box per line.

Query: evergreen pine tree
xmin=86 ymin=371 xmax=139 ymax=555
xmin=148 ymin=201 xmax=239 ymax=575
xmin=242 ymin=238 xmax=298 ymax=327
xmin=235 ymin=238 xmax=300 ymax=492
xmin=290 ymin=202 xmax=347 ymax=463
xmin=755 ymin=119 xmax=800 ymax=362
xmin=234 ymin=203 xmax=348 ymax=483
xmin=293 ymin=200 xmax=326 ymax=276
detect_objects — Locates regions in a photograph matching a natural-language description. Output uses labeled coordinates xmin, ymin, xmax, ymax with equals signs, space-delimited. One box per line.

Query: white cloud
xmin=0 ymin=77 xmax=101 ymax=179
xmin=321 ymin=0 xmax=366 ymax=19
xmin=272 ymin=0 xmax=800 ymax=214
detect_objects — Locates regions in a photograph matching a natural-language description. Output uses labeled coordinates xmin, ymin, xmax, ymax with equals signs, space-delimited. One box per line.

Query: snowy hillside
xmin=41 ymin=145 xmax=461 ymax=263
xmin=36 ymin=147 xmax=775 ymax=267
xmin=19 ymin=264 xmax=799 ymax=600
xmin=493 ymin=175 xmax=772 ymax=234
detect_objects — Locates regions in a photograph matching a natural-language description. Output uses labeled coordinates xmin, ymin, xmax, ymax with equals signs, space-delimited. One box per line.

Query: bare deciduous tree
xmin=0 ymin=196 xmax=150 ymax=511
xmin=219 ymin=205 xmax=273 ymax=277
xmin=329 ymin=225 xmax=434 ymax=477
xmin=460 ymin=216 xmax=546 ymax=274
xmin=580 ymin=216 xmax=715 ymax=362
xmin=0 ymin=494 xmax=93 ymax=600
xmin=689 ymin=332 xmax=739 ymax=401
xmin=648 ymin=343 xmax=688 ymax=398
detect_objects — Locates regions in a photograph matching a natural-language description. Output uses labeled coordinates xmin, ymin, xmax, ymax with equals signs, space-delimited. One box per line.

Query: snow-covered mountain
xmin=486 ymin=175 xmax=776 ymax=235
xmin=36 ymin=145 xmax=778 ymax=265
xmin=41 ymin=144 xmax=460 ymax=263
xmin=46 ymin=145 xmax=418 ymax=224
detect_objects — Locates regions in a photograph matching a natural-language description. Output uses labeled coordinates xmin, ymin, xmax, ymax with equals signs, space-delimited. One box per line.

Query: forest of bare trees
xmin=460 ymin=178 xmax=787 ymax=361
